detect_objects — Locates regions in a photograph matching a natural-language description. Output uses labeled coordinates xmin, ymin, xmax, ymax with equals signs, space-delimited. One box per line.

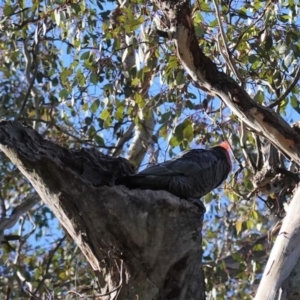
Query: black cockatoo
xmin=116 ymin=142 xmax=231 ymax=206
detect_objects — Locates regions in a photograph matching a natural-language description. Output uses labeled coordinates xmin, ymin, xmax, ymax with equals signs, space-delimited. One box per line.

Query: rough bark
xmin=0 ymin=121 xmax=205 ymax=300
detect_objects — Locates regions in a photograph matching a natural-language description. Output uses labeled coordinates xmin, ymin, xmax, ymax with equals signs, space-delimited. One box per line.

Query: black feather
xmin=116 ymin=146 xmax=231 ymax=199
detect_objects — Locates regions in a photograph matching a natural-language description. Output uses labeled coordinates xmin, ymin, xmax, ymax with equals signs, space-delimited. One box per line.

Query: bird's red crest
xmin=219 ymin=141 xmax=230 ymax=152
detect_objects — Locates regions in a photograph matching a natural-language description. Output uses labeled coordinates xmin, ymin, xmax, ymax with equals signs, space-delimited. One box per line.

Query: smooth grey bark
xmin=255 ymin=187 xmax=300 ymax=300
xmin=0 ymin=121 xmax=205 ymax=300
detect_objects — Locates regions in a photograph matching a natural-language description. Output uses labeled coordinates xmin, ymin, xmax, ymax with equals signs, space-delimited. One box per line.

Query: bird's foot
xmin=187 ymin=198 xmax=206 ymax=213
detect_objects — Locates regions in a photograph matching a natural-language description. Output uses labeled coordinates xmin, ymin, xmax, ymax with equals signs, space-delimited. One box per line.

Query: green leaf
xmin=291 ymin=95 xmax=300 ymax=114
xmin=90 ymin=99 xmax=100 ymax=113
xmin=100 ymin=109 xmax=110 ymax=120
xmin=246 ymin=219 xmax=253 ymax=229
xmin=131 ymin=77 xmax=139 ymax=86
xmin=80 ymin=51 xmax=90 ymax=60
xmin=94 ymin=135 xmax=104 ymax=146
xmin=182 ymin=120 xmax=193 ymax=141
xmin=134 ymin=93 xmax=145 ymax=108
xmin=236 ymin=9 xmax=248 ymax=19
xmin=204 ymin=192 xmax=213 ymax=203
xmin=59 ymin=89 xmax=68 ymax=99
xmin=195 ymin=25 xmax=205 ymax=37
xmin=3 ymin=5 xmax=13 ymax=16
xmin=115 ymin=106 xmax=124 ymax=121
xmin=103 ymin=84 xmax=113 ymax=94
xmin=71 ymin=3 xmax=81 ymax=14
xmin=236 ymin=220 xmax=243 ymax=234
xmin=82 ymin=103 xmax=89 ymax=111
xmin=52 ymin=77 xmax=59 ymax=87
xmin=252 ymin=210 xmax=258 ymax=220
xmin=159 ymin=111 xmax=172 ymax=124
xmin=169 ymin=136 xmax=180 ymax=147
xmin=85 ymin=117 xmax=93 ymax=125
xmin=187 ymin=93 xmax=197 ymax=100
xmin=248 ymin=54 xmax=258 ymax=64
xmin=90 ymin=72 xmax=98 ymax=85
xmin=253 ymin=90 xmax=264 ymax=104
xmin=175 ymin=71 xmax=185 ymax=85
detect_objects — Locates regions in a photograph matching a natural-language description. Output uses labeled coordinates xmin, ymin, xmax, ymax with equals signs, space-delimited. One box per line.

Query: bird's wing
xmin=116 ymin=148 xmax=230 ymax=199
xmin=138 ymin=149 xmax=218 ymax=177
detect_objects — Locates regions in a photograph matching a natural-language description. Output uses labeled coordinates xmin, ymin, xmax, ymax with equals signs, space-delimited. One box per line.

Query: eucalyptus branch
xmin=240 ymin=121 xmax=256 ymax=173
xmin=254 ymin=133 xmax=263 ymax=170
xmin=0 ymin=191 xmax=6 ymax=219
xmin=0 ymin=195 xmax=40 ymax=243
xmin=17 ymin=32 xmax=41 ymax=127
xmin=111 ymin=122 xmax=135 ymax=157
xmin=14 ymin=216 xmax=34 ymax=292
xmin=255 ymin=78 xmax=278 ymax=96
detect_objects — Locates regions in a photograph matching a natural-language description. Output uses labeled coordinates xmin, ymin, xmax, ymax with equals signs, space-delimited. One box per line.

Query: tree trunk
xmin=0 ymin=121 xmax=205 ymax=300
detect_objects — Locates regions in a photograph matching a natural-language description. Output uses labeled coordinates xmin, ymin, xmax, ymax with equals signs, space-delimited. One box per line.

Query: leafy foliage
xmin=0 ymin=0 xmax=300 ymax=298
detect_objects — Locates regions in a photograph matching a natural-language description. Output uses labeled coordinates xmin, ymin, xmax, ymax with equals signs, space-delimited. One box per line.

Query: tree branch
xmin=0 ymin=194 xmax=40 ymax=244
xmin=255 ymin=186 xmax=300 ymax=299
xmin=152 ymin=0 xmax=300 ymax=165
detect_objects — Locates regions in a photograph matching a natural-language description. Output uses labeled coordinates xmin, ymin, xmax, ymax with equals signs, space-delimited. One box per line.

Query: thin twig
xmin=0 ymin=191 xmax=6 ymax=219
xmin=31 ymin=236 xmax=67 ymax=299
xmin=17 ymin=64 xmax=38 ymax=120
xmin=269 ymin=66 xmax=300 ymax=108
xmin=240 ymin=121 xmax=256 ymax=173
xmin=17 ymin=35 xmax=40 ymax=120
xmin=231 ymin=2 xmax=271 ymax=54
xmin=213 ymin=0 xmax=243 ymax=84
xmin=66 ymin=260 xmax=124 ymax=299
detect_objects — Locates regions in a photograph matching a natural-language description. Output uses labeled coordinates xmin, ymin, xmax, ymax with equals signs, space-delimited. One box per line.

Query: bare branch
xmin=32 ymin=236 xmax=67 ymax=297
xmin=111 ymin=122 xmax=135 ymax=157
xmin=213 ymin=0 xmax=243 ymax=85
xmin=240 ymin=122 xmax=256 ymax=173
xmin=17 ymin=34 xmax=41 ymax=127
xmin=269 ymin=66 xmax=300 ymax=108
xmin=0 ymin=194 xmax=40 ymax=243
